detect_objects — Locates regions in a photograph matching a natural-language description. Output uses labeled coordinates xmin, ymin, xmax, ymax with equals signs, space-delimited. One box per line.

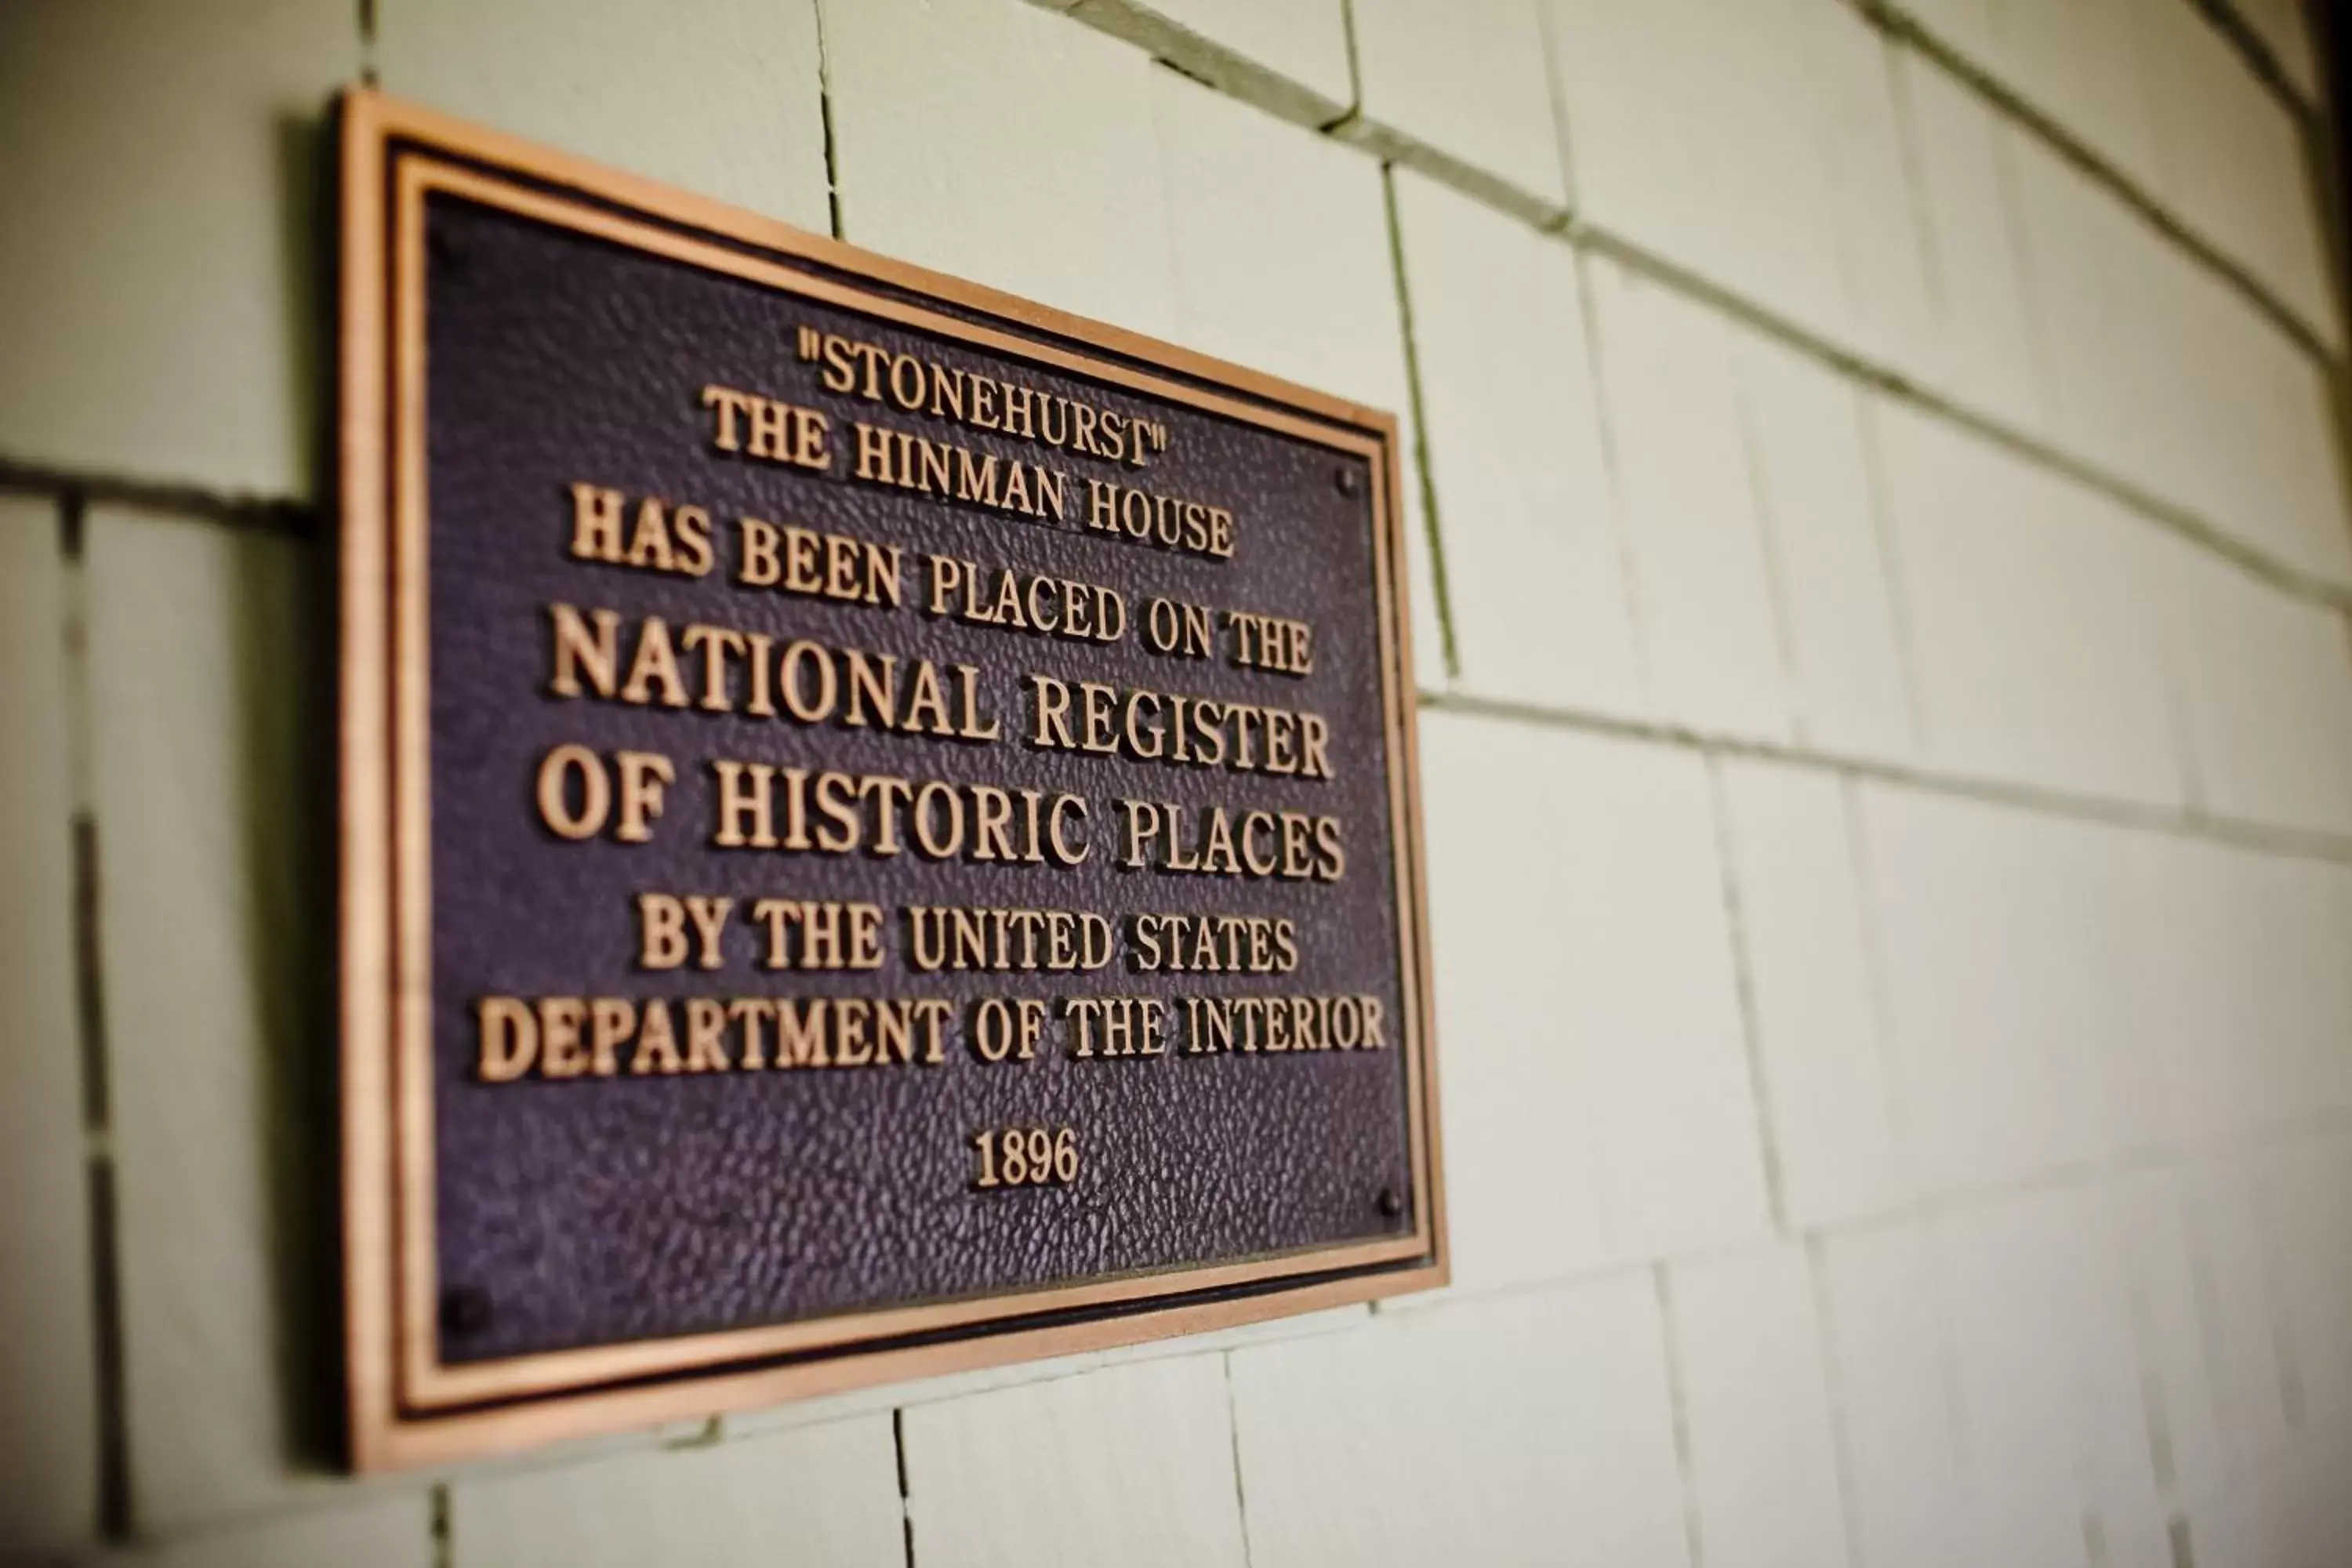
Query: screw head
xmin=429 ymin=226 xmax=467 ymax=267
xmin=1335 ymin=466 xmax=1360 ymax=496
xmin=441 ymin=1286 xmax=492 ymax=1336
xmin=1376 ymin=1186 xmax=1404 ymax=1219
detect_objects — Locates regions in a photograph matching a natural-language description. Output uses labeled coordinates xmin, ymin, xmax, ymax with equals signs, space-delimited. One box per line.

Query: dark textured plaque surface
xmin=416 ymin=190 xmax=1421 ymax=1367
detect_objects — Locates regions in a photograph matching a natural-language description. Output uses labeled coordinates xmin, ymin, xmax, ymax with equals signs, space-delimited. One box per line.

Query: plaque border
xmin=339 ymin=87 xmax=1446 ymax=1472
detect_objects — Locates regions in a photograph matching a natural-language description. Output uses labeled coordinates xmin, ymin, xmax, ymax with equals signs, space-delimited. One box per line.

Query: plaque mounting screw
xmin=441 ymin=1286 xmax=492 ymax=1337
xmin=1376 ymin=1187 xmax=1404 ymax=1219
xmin=1335 ymin=466 xmax=1359 ymax=496
xmin=429 ymin=226 xmax=468 ymax=268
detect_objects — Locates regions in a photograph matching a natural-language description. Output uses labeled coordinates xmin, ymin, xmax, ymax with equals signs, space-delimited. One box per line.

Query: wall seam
xmin=1419 ymin=688 xmax=2352 ymax=868
xmin=2113 ymin=1198 xmax=2186 ymax=1505
xmin=1566 ymin=253 xmax=1662 ymax=714
xmin=1725 ymin=344 xmax=1809 ymax=748
xmin=1378 ymin=166 xmax=1462 ymax=681
xmin=1983 ymin=106 xmax=2062 ymax=455
xmin=1913 ymin=1121 xmax=2352 ymax=1224
xmin=1856 ymin=0 xmax=2339 ymax=364
xmin=1389 ymin=1109 xmax=2352 ymax=1335
xmin=1917 ymin=1216 xmax=1982 ymax=1561
xmin=1806 ymin=1236 xmax=1875 ymax=1568
xmin=1849 ymin=395 xmax=1932 ymax=760
xmin=357 ymin=0 xmax=378 ymax=87
xmin=1335 ymin=0 xmax=1363 ymax=125
xmin=1881 ymin=31 xmax=1952 ymax=383
xmin=1702 ymin=757 xmax=1791 ymax=1235
xmin=1069 ymin=0 xmax=1351 ymax=131
xmin=60 ymin=495 xmax=134 ymax=1543
xmin=812 ymin=0 xmax=848 ymax=242
xmin=2170 ymin=1514 xmax=2198 ymax=1568
xmin=1054 ymin=0 xmax=2341 ymax=368
xmin=2188 ymin=0 xmax=2321 ymax=126
xmin=1532 ymin=0 xmax=1580 ymax=216
xmin=1220 ymin=1352 xmax=1258 ymax=1568
xmin=2245 ymin=1166 xmax=2310 ymax=1437
xmin=1835 ymin=774 xmax=1924 ymax=1216
xmin=1581 ymin=210 xmax=2352 ymax=611
xmin=1327 ymin=115 xmax=1568 ymax=234
xmin=2 ymin=460 xmax=313 ymax=539
xmin=2176 ymin=1171 xmax=2251 ymax=1482
xmin=1029 ymin=0 xmax=2352 ymax=627
xmin=893 ymin=1406 xmax=916 ymax=1568
xmin=1652 ymin=1265 xmax=1707 ymax=1568
xmin=2155 ymin=576 xmax=2216 ymax=821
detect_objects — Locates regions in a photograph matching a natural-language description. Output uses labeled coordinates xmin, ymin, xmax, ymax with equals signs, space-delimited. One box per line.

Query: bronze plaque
xmin=337 ymin=89 xmax=1444 ymax=1469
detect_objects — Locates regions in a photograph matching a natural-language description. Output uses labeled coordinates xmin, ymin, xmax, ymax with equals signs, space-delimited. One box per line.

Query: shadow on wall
xmin=261 ymin=102 xmax=341 ymax=1479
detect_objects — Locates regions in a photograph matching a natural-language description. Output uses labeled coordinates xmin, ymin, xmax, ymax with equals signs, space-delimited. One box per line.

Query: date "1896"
xmin=972 ymin=1127 xmax=1080 ymax=1189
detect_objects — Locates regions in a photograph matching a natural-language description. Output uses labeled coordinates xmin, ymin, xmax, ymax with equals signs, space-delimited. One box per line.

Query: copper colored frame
xmin=339 ymin=88 xmax=1446 ymax=1472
